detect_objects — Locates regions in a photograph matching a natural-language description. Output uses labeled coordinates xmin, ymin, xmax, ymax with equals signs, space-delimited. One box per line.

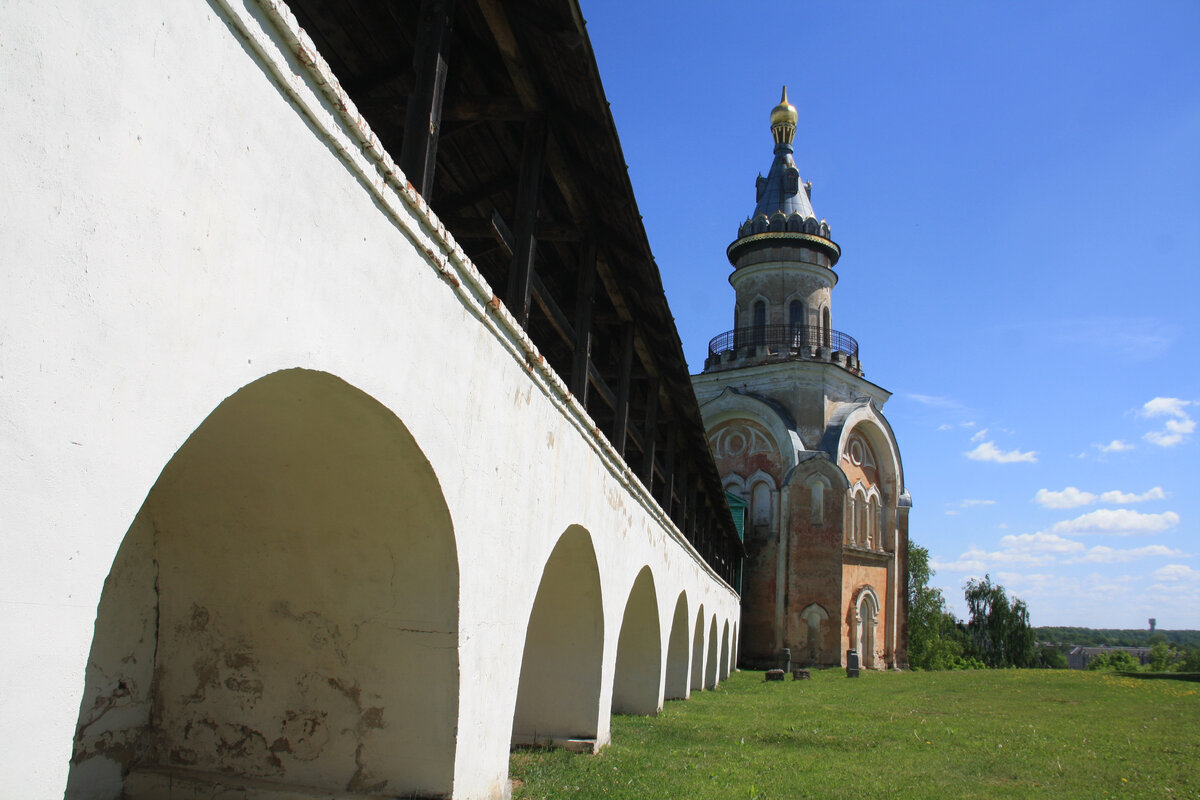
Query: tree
xmin=1087 ymin=650 xmax=1139 ymax=671
xmin=907 ymin=542 xmax=976 ymax=670
xmin=963 ymin=575 xmax=1036 ymax=668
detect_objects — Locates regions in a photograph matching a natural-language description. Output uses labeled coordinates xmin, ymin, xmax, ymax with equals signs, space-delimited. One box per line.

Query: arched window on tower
xmin=854 ymin=489 xmax=867 ymax=546
xmin=822 ymin=307 xmax=832 ymax=348
xmin=789 ymin=300 xmax=806 ymax=349
xmin=752 ymin=300 xmax=767 ymax=348
xmin=868 ymin=495 xmax=881 ymax=549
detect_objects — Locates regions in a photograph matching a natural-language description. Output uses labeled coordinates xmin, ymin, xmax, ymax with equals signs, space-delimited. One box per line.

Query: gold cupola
xmin=770 ymin=86 xmax=797 ymax=147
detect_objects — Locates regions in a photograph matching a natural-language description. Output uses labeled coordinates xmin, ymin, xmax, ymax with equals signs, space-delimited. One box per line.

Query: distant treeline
xmin=1034 ymin=628 xmax=1200 ymax=648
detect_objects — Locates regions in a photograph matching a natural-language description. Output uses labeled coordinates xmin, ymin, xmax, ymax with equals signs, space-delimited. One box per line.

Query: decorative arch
xmin=664 ymin=592 xmax=690 ymax=701
xmin=828 ymin=402 xmax=905 ymax=503
xmin=611 ymin=567 xmax=662 ymax=716
xmin=705 ymin=617 xmax=720 ymax=689
xmin=512 ymin=525 xmax=604 ymax=747
xmin=690 ymin=605 xmax=706 ymax=691
xmin=67 ymin=369 xmax=460 ymax=797
xmin=700 ymin=388 xmax=807 ymax=468
xmin=722 ymin=472 xmax=747 ymax=499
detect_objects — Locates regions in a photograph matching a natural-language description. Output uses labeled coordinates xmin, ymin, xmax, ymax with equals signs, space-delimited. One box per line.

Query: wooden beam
xmin=399 ymin=0 xmax=455 ymax=200
xmin=612 ymin=323 xmax=634 ymax=458
xmin=570 ymin=240 xmax=597 ymax=403
xmin=475 ymin=0 xmax=541 ymax=110
xmin=663 ymin=430 xmax=676 ymax=516
xmin=505 ymin=119 xmax=547 ymax=328
xmin=531 ymin=272 xmax=574 ymax=347
xmin=640 ymin=377 xmax=659 ymax=487
xmin=587 ymin=361 xmax=616 ymax=410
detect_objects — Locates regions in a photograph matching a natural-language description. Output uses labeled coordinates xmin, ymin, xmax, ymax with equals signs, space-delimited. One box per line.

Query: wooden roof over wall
xmin=288 ymin=0 xmax=741 ymax=578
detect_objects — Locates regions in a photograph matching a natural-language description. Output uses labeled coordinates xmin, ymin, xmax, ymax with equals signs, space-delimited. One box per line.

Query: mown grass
xmin=510 ymin=669 xmax=1200 ymax=799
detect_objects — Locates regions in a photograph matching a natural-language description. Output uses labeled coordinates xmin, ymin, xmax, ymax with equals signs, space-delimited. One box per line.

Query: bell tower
xmin=692 ymin=89 xmax=911 ymax=672
xmin=706 ymin=87 xmax=860 ymax=379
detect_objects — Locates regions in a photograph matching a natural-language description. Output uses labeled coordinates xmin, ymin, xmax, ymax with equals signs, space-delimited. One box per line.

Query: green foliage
xmin=1087 ymin=650 xmax=1140 ymax=671
xmin=511 ymin=670 xmax=1200 ymax=799
xmin=1035 ymin=645 xmax=1068 ymax=669
xmin=1149 ymin=642 xmax=1170 ymax=672
xmin=1033 ymin=626 xmax=1200 ymax=649
xmin=963 ymin=575 xmax=1036 ymax=668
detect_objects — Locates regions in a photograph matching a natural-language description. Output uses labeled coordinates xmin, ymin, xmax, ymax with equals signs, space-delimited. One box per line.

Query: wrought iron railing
xmin=707 ymin=324 xmax=859 ymax=358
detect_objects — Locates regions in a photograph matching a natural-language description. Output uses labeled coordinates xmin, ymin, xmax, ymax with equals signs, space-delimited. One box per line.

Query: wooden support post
xmin=663 ymin=431 xmax=676 ymax=516
xmin=640 ymin=377 xmax=659 ymax=487
xmin=399 ymin=0 xmax=455 ymax=200
xmin=570 ymin=240 xmax=597 ymax=404
xmin=506 ymin=119 xmax=548 ymax=328
xmin=611 ymin=323 xmax=634 ymax=458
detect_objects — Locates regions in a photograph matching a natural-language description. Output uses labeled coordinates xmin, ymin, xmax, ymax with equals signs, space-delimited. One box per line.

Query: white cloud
xmin=1099 ymin=487 xmax=1167 ymax=504
xmin=1050 ymin=508 xmax=1180 ymax=536
xmin=936 ymin=423 xmax=953 ymax=431
xmin=1095 ymin=440 xmax=1134 ymax=453
xmin=965 ymin=440 xmax=1038 ymax=464
xmin=999 ymin=531 xmax=1084 ymax=555
xmin=908 ymin=393 xmax=963 ymax=410
xmin=970 ymin=427 xmax=989 ymax=443
xmin=1141 ymin=397 xmax=1195 ymax=447
xmin=1068 ymin=544 xmax=1186 ymax=564
xmin=1034 ymin=487 xmax=1096 ymax=509
xmin=1152 ymin=564 xmax=1200 ymax=582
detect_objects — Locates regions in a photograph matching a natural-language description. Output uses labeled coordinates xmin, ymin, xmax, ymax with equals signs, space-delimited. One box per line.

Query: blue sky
xmin=582 ymin=1 xmax=1200 ymax=628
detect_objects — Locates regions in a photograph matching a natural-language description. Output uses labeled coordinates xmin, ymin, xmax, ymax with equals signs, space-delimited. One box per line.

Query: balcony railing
xmin=707 ymin=324 xmax=859 ymax=359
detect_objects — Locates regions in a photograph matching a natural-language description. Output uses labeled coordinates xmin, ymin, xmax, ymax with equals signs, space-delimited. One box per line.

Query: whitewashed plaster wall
xmin=0 ymin=1 xmax=740 ymax=797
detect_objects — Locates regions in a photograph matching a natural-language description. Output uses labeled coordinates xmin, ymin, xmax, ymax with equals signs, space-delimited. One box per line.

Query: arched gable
xmin=700 ymin=388 xmax=806 ymax=471
xmin=820 ymin=401 xmax=904 ymax=500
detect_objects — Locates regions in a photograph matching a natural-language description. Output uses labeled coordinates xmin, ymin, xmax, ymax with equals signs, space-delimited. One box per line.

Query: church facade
xmin=692 ymin=90 xmax=912 ymax=670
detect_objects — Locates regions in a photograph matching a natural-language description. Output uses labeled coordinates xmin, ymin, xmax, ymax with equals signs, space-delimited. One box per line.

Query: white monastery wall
xmin=0 ymin=1 xmax=740 ymax=798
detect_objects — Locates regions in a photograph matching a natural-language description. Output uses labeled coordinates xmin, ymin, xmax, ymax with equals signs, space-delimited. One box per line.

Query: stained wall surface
xmin=0 ymin=1 xmax=740 ymax=797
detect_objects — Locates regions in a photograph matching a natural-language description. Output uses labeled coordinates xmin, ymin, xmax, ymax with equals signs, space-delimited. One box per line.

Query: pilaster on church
xmin=692 ymin=89 xmax=913 ymax=671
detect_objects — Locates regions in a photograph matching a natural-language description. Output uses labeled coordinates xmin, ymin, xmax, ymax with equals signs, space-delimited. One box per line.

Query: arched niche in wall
xmin=799 ymin=603 xmax=829 ymax=664
xmin=67 ymin=369 xmax=461 ymax=799
xmin=611 ymin=567 xmax=662 ymax=716
xmin=664 ymin=592 xmax=690 ymax=701
xmin=512 ymin=525 xmax=604 ymax=748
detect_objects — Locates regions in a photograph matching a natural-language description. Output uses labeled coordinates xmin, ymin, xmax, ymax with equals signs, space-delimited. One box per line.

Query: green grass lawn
xmin=510 ymin=669 xmax=1200 ymax=799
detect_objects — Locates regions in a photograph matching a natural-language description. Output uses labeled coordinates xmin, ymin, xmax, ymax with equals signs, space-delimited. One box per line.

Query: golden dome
xmin=770 ymin=86 xmax=798 ymax=127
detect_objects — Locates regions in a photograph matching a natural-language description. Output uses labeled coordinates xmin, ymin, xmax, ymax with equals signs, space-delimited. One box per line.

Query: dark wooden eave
xmin=286 ymin=0 xmax=743 ymax=580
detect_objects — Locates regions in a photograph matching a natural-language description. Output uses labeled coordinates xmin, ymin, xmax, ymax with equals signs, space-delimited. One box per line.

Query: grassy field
xmin=510 ymin=669 xmax=1200 ymax=799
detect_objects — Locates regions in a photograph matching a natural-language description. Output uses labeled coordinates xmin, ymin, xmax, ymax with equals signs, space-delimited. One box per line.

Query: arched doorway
xmin=511 ymin=526 xmax=604 ymax=748
xmin=857 ymin=590 xmax=879 ymax=669
xmin=612 ymin=567 xmax=662 ymax=715
xmin=67 ymin=369 xmax=460 ymax=798
xmin=664 ymin=592 xmax=690 ymax=700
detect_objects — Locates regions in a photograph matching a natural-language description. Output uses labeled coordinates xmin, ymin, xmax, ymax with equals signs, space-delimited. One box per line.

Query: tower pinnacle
xmin=770 ymin=86 xmax=797 ymax=147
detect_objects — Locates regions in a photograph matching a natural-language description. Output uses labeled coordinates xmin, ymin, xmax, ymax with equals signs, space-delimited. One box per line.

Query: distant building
xmin=692 ymin=90 xmax=911 ymax=670
xmin=1067 ymin=646 xmax=1151 ymax=670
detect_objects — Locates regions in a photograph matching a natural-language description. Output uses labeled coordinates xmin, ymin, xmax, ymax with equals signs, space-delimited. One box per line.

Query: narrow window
xmin=822 ymin=307 xmax=832 ymax=348
xmin=789 ymin=300 xmax=805 ymax=348
xmin=752 ymin=300 xmax=767 ymax=348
